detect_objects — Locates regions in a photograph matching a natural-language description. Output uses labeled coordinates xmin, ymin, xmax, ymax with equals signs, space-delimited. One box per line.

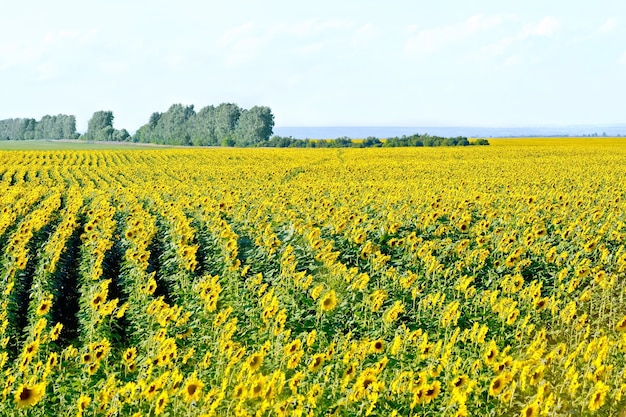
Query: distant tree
xmin=61 ymin=115 xmax=78 ymax=139
xmin=234 ymin=106 xmax=275 ymax=146
xmin=0 ymin=115 xmax=76 ymax=140
xmin=154 ymin=104 xmax=195 ymax=145
xmin=361 ymin=136 xmax=382 ymax=147
xmin=113 ymin=128 xmax=131 ymax=142
xmin=330 ymin=137 xmax=353 ymax=147
xmin=85 ymin=111 xmax=115 ymax=141
xmin=215 ymin=103 xmax=241 ymax=143
xmin=148 ymin=112 xmax=161 ymax=129
xmin=221 ymin=137 xmax=236 ymax=147
xmin=190 ymin=105 xmax=217 ymax=146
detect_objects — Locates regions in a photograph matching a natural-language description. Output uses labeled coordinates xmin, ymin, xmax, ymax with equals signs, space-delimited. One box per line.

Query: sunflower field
xmin=1 ymin=139 xmax=625 ymax=416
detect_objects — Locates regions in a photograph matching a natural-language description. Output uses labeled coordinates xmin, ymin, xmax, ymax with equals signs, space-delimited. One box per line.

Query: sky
xmin=1 ymin=0 xmax=625 ymax=132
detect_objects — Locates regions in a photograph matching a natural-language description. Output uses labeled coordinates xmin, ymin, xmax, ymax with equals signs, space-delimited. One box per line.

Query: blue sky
xmin=1 ymin=0 xmax=625 ymax=132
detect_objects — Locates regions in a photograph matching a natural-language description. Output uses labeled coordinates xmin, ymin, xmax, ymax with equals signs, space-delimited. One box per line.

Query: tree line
xmin=81 ymin=103 xmax=275 ymax=146
xmin=132 ymin=103 xmax=275 ymax=146
xmin=2 ymin=106 xmax=489 ymax=147
xmin=0 ymin=115 xmax=78 ymax=141
xmin=264 ymin=134 xmax=488 ymax=148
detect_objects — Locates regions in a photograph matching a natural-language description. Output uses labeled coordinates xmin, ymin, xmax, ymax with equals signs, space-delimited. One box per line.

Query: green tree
xmin=215 ymin=103 xmax=241 ymax=143
xmin=85 ymin=111 xmax=114 ymax=141
xmin=190 ymin=105 xmax=217 ymax=146
xmin=234 ymin=106 xmax=275 ymax=146
xmin=156 ymin=104 xmax=195 ymax=145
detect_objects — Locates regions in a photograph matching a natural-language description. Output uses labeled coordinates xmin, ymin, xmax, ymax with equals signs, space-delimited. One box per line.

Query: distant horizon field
xmin=1 ymin=137 xmax=625 ymax=150
xmin=0 ymin=139 xmax=173 ymax=150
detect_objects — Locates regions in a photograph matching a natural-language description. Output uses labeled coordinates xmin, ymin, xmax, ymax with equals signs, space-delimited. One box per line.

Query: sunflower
xmin=319 ymin=290 xmax=338 ymax=312
xmin=81 ymin=352 xmax=92 ymax=364
xmin=249 ymin=375 xmax=266 ymax=399
xmin=529 ymin=365 xmax=544 ymax=386
xmin=520 ymin=401 xmax=540 ymax=417
xmin=370 ymin=339 xmax=385 ymax=354
xmin=246 ymin=352 xmax=264 ymax=372
xmin=506 ymin=309 xmax=520 ymax=325
xmin=46 ymin=352 xmax=58 ymax=370
xmin=588 ymin=381 xmax=609 ymax=411
xmin=343 ymin=363 xmax=357 ymax=380
xmin=155 ymin=390 xmax=168 ymax=415
xmin=615 ymin=315 xmax=626 ymax=332
xmin=14 ymin=382 xmax=45 ymax=407
xmin=182 ymin=374 xmax=204 ymax=403
xmin=306 ymin=330 xmax=317 ymax=347
xmin=284 ymin=339 xmax=301 ymax=356
xmin=87 ymin=361 xmax=99 ymax=375
xmin=484 ymin=342 xmax=498 ymax=365
xmin=308 ymin=353 xmax=325 ymax=372
xmin=422 ymin=381 xmax=441 ymax=404
xmin=450 ymin=375 xmax=469 ymax=390
xmin=123 ymin=347 xmax=137 ymax=364
xmin=310 ymin=285 xmax=324 ymax=301
xmin=76 ymin=394 xmax=90 ymax=415
xmin=144 ymin=277 xmax=157 ymax=295
xmin=49 ymin=322 xmax=63 ymax=341
xmin=353 ymin=370 xmax=378 ymax=400
xmin=383 ymin=301 xmax=405 ymax=324
xmin=288 ymin=371 xmax=304 ymax=394
xmin=22 ymin=340 xmax=40 ymax=360
xmin=287 ymin=350 xmax=303 ymax=369
xmin=124 ymin=228 xmax=136 ymax=240
xmin=489 ymin=375 xmax=507 ymax=397
xmin=90 ymin=292 xmax=105 ymax=310
xmin=36 ymin=298 xmax=52 ymax=316
xmin=233 ymin=383 xmax=246 ymax=399
xmin=90 ymin=339 xmax=110 ymax=362
xmin=534 ymin=297 xmax=548 ymax=311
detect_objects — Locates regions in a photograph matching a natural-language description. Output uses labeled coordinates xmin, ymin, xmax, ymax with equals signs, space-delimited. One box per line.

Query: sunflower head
xmin=320 ymin=290 xmax=337 ymax=312
xmin=247 ymin=352 xmax=264 ymax=372
xmin=521 ymin=402 xmax=540 ymax=417
xmin=15 ymin=382 xmax=45 ymax=407
xmin=488 ymin=375 xmax=506 ymax=397
xmin=36 ymin=299 xmax=52 ymax=316
xmin=370 ymin=339 xmax=385 ymax=354
xmin=182 ymin=375 xmax=204 ymax=403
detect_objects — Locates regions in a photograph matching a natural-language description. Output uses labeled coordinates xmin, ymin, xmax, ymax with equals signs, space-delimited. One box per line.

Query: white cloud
xmin=504 ymin=54 xmax=523 ymax=67
xmin=480 ymin=16 xmax=561 ymax=61
xmin=217 ymin=19 xmax=370 ymax=67
xmin=351 ymin=23 xmax=378 ymax=48
xmin=620 ymin=51 xmax=626 ymax=65
xmin=404 ymin=14 xmax=508 ymax=56
xmin=600 ymin=18 xmax=618 ymax=33
xmin=275 ymin=19 xmax=355 ymax=37
xmin=524 ymin=16 xmax=560 ymax=37
xmin=0 ymin=28 xmax=98 ymax=71
xmin=217 ymin=22 xmax=255 ymax=47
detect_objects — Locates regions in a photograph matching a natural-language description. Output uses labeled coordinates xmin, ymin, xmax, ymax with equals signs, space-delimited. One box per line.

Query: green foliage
xmin=383 ymin=133 xmax=470 ymax=147
xmin=0 ymin=115 xmax=78 ymax=140
xmin=361 ymin=136 xmax=383 ymax=147
xmin=83 ymin=111 xmax=114 ymax=141
xmin=264 ymin=134 xmax=476 ymax=148
xmin=472 ymin=139 xmax=490 ymax=145
xmin=134 ymin=102 xmax=274 ymax=146
xmin=234 ymin=106 xmax=275 ymax=146
xmin=83 ymin=111 xmax=133 ymax=142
